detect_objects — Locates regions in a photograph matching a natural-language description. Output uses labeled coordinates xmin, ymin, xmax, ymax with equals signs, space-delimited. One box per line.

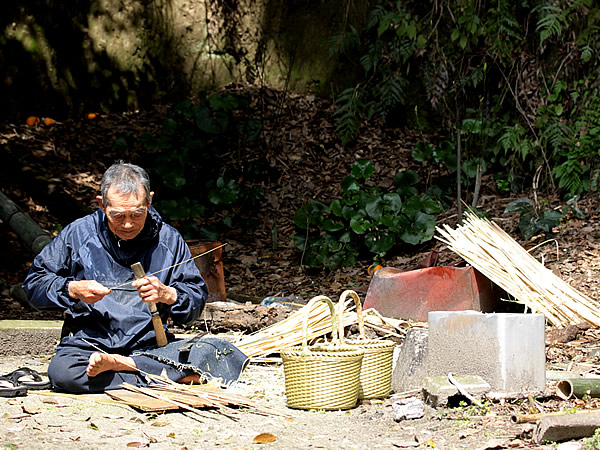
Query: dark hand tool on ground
xmin=177 ymin=332 xmax=207 ymax=360
xmin=131 ymin=262 xmax=168 ymax=347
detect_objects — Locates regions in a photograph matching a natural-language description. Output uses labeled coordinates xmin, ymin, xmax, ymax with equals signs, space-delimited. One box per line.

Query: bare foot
xmin=86 ymin=352 xmax=138 ymax=377
xmin=177 ymin=373 xmax=203 ymax=384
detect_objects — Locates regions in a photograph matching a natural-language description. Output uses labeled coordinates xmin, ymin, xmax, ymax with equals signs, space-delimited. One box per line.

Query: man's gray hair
xmin=100 ymin=161 xmax=151 ymax=206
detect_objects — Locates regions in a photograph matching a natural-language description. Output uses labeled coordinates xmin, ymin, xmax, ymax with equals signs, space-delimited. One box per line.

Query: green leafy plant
xmin=551 ymin=82 xmax=600 ymax=195
xmin=294 ymin=160 xmax=442 ymax=270
xmin=454 ymin=399 xmax=491 ymax=418
xmin=504 ymin=196 xmax=584 ymax=240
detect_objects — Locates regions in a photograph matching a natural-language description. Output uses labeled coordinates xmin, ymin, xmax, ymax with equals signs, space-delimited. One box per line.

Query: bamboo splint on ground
xmin=435 ymin=211 xmax=600 ymax=328
xmin=107 ymin=382 xmax=290 ymax=418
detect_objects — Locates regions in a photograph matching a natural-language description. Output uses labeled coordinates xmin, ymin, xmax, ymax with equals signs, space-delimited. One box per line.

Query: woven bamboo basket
xmin=280 ymin=295 xmax=365 ymax=410
xmin=338 ymin=290 xmax=396 ymax=399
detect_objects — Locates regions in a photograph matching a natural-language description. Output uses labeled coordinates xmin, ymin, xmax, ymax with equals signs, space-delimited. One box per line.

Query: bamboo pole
xmin=0 ymin=190 xmax=52 ymax=254
xmin=556 ymin=379 xmax=600 ymax=400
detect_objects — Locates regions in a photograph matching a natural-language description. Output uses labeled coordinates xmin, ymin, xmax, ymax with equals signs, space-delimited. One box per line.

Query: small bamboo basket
xmin=338 ymin=290 xmax=396 ymax=400
xmin=280 ymin=295 xmax=365 ymax=410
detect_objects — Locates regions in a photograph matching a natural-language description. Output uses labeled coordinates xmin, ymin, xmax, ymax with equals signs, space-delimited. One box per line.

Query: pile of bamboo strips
xmin=435 ymin=211 xmax=600 ymax=328
xmin=235 ymin=298 xmax=357 ymax=358
xmin=235 ymin=296 xmax=405 ymax=359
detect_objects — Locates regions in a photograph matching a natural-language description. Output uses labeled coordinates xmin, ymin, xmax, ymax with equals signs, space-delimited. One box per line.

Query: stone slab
xmin=422 ymin=374 xmax=491 ymax=408
xmin=391 ymin=328 xmax=428 ymax=393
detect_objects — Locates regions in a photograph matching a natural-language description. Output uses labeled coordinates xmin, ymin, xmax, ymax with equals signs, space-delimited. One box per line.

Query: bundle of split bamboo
xmin=235 ymin=296 xmax=360 ymax=358
xmin=435 ymin=211 xmax=600 ymax=328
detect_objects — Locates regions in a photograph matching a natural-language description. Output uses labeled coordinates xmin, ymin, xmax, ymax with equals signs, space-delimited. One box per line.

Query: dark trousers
xmin=47 ymin=346 xmax=189 ymax=393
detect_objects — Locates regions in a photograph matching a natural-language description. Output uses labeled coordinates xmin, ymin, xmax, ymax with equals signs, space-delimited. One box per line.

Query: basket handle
xmin=301 ymin=295 xmax=338 ymax=356
xmin=338 ymin=290 xmax=365 ymax=341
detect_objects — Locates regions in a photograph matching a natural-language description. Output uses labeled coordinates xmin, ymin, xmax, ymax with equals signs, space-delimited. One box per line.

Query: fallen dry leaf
xmin=21 ymin=406 xmax=40 ymax=415
xmin=253 ymin=432 xmax=277 ymax=443
xmin=151 ymin=421 xmax=170 ymax=427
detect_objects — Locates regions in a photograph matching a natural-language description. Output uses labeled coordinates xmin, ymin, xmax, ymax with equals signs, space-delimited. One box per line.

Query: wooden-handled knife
xmin=131 ymin=262 xmax=168 ymax=348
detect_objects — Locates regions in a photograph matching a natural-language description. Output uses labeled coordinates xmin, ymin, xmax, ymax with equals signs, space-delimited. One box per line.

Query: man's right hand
xmin=68 ymin=280 xmax=111 ymax=304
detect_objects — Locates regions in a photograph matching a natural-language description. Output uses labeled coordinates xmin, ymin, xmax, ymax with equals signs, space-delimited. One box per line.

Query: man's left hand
xmin=132 ymin=276 xmax=177 ymax=305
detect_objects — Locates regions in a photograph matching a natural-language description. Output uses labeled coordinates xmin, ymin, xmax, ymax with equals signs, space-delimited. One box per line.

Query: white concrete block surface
xmin=427 ymin=310 xmax=546 ymax=392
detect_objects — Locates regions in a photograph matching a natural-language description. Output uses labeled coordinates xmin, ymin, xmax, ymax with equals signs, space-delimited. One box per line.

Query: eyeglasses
xmin=107 ymin=208 xmax=148 ymax=221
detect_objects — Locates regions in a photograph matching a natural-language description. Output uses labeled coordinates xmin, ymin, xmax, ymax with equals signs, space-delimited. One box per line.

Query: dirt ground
xmin=3 ymin=321 xmax=600 ymax=449
xmin=0 ymin=353 xmax=539 ymax=450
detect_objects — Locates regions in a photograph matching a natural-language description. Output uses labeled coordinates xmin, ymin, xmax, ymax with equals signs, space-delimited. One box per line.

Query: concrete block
xmin=422 ymin=375 xmax=491 ymax=408
xmin=427 ymin=311 xmax=545 ymax=392
xmin=391 ymin=328 xmax=429 ymax=393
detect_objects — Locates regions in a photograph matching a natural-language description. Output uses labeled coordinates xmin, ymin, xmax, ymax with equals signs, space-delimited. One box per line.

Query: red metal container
xmin=187 ymin=240 xmax=226 ymax=302
xmin=364 ymin=265 xmax=501 ymax=322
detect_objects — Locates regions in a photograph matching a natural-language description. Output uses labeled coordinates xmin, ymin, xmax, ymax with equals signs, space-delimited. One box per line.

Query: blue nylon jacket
xmin=23 ymin=206 xmax=208 ymax=352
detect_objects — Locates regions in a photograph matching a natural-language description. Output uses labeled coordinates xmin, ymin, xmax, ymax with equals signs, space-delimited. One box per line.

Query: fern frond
xmin=390 ymin=39 xmax=415 ymax=64
xmin=359 ymin=40 xmax=384 ymax=74
xmin=375 ymin=74 xmax=407 ymax=116
xmin=379 ymin=74 xmax=408 ymax=111
xmin=498 ymin=125 xmax=534 ymax=161
xmin=536 ymin=5 xmax=567 ymax=45
xmin=467 ymin=66 xmax=484 ymax=89
xmin=541 ymin=122 xmax=570 ymax=150
xmin=553 ymin=158 xmax=586 ymax=194
xmin=328 ymin=26 xmax=360 ymax=59
xmin=333 ymin=87 xmax=367 ymax=146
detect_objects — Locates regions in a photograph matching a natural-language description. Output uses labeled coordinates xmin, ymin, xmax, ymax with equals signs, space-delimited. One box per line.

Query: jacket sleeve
xmin=162 ymin=233 xmax=208 ymax=326
xmin=22 ymin=230 xmax=78 ymax=311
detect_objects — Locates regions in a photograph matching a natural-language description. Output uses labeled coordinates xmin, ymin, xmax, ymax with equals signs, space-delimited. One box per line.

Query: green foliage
xmin=330 ymin=4 xmax=413 ymax=143
xmin=330 ymin=0 xmax=600 ymax=199
xmin=294 ymin=160 xmax=442 ymax=270
xmin=333 ymin=87 xmax=367 ymax=146
xmin=551 ymin=83 xmax=600 ymax=195
xmin=585 ymin=427 xmax=600 ymax=449
xmin=453 ymin=400 xmax=492 ymax=418
xmin=114 ymin=92 xmax=263 ymax=239
xmin=208 ymin=177 xmax=240 ymax=205
xmin=504 ymin=198 xmax=563 ymax=240
xmin=504 ymin=195 xmax=584 ymax=240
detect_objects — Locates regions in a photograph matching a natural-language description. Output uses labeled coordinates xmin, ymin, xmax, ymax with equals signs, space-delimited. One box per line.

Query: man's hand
xmin=68 ymin=280 xmax=111 ymax=304
xmin=131 ymin=276 xmax=177 ymax=305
